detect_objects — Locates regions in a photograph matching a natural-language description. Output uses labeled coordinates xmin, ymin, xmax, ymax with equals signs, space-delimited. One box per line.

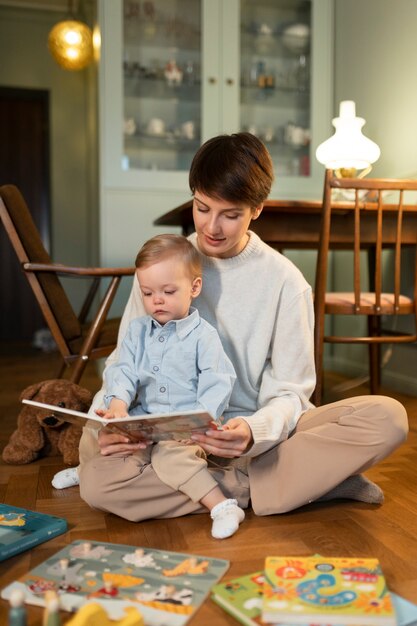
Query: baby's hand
xmin=95 ymin=408 xmax=128 ymax=420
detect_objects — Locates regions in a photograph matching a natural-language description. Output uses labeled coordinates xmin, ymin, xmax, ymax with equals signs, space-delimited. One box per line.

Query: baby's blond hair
xmin=135 ymin=234 xmax=202 ymax=279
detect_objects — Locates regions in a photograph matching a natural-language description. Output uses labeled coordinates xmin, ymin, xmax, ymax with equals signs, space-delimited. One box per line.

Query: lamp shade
xmin=48 ymin=19 xmax=93 ymax=71
xmin=316 ymin=100 xmax=380 ymax=170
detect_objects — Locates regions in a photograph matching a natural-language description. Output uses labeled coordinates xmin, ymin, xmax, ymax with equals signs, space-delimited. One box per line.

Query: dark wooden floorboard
xmin=0 ymin=342 xmax=416 ymax=624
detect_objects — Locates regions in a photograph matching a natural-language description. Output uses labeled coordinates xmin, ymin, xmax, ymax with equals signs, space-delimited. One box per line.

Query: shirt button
xmin=158 ymin=336 xmax=165 ymax=342
xmin=153 ymin=365 xmax=159 ymax=372
xmin=159 ymin=386 xmax=166 ymax=393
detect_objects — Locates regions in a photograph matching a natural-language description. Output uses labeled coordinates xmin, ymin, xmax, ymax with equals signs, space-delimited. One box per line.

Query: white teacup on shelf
xmin=284 ymin=122 xmax=309 ymax=146
xmin=181 ymin=121 xmax=196 ymax=140
xmin=147 ymin=118 xmax=165 ymax=136
xmin=123 ymin=117 xmax=137 ymax=135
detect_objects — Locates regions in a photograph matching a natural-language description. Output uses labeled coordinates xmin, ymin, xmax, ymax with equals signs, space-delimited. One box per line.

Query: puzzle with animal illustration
xmin=0 ymin=539 xmax=229 ymax=624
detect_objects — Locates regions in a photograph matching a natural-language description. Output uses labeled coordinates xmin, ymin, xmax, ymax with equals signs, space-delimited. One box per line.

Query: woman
xmin=77 ymin=133 xmax=408 ymax=521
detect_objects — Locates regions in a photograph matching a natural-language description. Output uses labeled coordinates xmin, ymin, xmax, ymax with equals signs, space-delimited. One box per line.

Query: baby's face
xmin=136 ymin=258 xmax=201 ymax=325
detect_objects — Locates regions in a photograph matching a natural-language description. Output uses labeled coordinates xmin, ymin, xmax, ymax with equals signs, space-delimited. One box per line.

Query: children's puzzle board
xmin=1 ymin=539 xmax=230 ymax=625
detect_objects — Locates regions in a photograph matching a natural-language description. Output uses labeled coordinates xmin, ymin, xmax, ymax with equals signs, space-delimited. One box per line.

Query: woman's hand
xmin=97 ymin=427 xmax=149 ymax=456
xmin=190 ymin=417 xmax=253 ymax=458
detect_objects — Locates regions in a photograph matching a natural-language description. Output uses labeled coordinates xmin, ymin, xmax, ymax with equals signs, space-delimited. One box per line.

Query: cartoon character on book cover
xmin=0 ymin=511 xmax=26 ymax=527
xmin=262 ymin=556 xmax=395 ymax=625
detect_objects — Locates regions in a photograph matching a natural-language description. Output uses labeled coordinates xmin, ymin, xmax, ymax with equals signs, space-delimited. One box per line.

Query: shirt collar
xmin=149 ymin=307 xmax=200 ymax=339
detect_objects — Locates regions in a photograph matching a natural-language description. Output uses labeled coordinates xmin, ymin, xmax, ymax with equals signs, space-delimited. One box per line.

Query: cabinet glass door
xmin=123 ymin=0 xmax=201 ymax=172
xmin=240 ymin=0 xmax=311 ymax=178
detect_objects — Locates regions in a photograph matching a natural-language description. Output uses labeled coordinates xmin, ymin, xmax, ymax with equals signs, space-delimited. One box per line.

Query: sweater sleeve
xmin=240 ymin=287 xmax=316 ymax=458
xmin=196 ymin=328 xmax=237 ymax=420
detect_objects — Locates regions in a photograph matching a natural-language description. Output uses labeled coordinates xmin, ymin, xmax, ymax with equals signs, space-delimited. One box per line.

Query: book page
xmin=22 ymin=399 xmax=219 ymax=442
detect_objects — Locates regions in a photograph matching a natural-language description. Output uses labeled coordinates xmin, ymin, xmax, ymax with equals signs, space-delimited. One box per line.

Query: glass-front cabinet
xmin=99 ymin=0 xmax=333 ymax=197
xmin=122 ymin=0 xmax=202 ymax=173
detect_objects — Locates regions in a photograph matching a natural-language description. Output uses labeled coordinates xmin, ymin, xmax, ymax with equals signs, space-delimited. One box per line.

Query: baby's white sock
xmin=210 ymin=498 xmax=245 ymax=539
xmin=51 ymin=467 xmax=80 ymax=489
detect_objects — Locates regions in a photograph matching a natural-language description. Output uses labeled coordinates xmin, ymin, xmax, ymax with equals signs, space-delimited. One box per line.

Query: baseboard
xmin=324 ymin=355 xmax=417 ymax=397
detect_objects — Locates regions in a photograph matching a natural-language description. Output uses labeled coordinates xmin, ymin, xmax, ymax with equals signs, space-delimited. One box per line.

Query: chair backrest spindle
xmin=394 ymin=190 xmax=404 ymax=312
xmin=374 ymin=190 xmax=383 ymax=313
xmin=353 ymin=190 xmax=361 ymax=312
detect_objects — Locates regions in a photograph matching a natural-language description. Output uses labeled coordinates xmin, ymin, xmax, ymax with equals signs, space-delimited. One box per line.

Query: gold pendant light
xmin=48 ymin=1 xmax=93 ymax=71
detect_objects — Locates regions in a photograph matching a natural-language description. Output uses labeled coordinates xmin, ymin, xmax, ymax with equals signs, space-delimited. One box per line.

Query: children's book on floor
xmin=0 ymin=504 xmax=67 ymax=562
xmin=261 ymin=555 xmax=396 ymax=626
xmin=22 ymin=399 xmax=220 ymax=443
xmin=1 ymin=539 xmax=230 ymax=625
xmin=211 ymin=570 xmax=265 ymax=626
xmin=211 ymin=567 xmax=417 ymax=626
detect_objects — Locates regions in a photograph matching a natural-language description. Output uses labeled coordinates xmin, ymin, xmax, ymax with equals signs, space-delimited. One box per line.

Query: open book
xmin=22 ymin=399 xmax=221 ymax=443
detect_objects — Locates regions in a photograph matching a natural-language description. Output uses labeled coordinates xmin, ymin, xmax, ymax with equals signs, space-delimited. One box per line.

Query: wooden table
xmin=154 ymin=198 xmax=417 ymax=249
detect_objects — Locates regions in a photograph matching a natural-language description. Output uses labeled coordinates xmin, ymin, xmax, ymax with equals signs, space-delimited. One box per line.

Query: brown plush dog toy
xmin=2 ymin=379 xmax=93 ymax=466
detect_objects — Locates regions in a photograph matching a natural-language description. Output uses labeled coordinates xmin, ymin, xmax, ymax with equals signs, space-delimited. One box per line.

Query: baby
xmin=96 ymin=234 xmax=245 ymax=539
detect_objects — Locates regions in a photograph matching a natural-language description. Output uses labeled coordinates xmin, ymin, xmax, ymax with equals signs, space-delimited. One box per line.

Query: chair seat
xmin=325 ymin=292 xmax=414 ymax=315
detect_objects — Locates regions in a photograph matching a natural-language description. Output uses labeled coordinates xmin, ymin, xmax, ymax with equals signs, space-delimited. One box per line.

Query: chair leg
xmin=69 ymin=357 xmax=88 ymax=385
xmin=311 ymin=356 xmax=323 ymax=406
xmin=54 ymin=356 xmax=88 ymax=384
xmin=368 ymin=316 xmax=381 ymax=394
xmin=55 ymin=359 xmax=68 ymax=380
xmin=368 ymin=343 xmax=381 ymax=393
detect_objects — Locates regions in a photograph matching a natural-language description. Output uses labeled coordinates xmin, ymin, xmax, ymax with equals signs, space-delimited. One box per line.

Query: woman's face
xmin=192 ymin=191 xmax=262 ymax=258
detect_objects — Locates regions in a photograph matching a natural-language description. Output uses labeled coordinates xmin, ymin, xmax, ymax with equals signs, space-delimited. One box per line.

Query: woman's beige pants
xmin=79 ymin=395 xmax=408 ymax=521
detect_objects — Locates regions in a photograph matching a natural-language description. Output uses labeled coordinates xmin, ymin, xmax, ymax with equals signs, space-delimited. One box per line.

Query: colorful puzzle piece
xmin=64 ymin=602 xmax=144 ymax=626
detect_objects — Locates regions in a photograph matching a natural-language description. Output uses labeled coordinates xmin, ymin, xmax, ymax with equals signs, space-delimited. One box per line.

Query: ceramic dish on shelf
xmin=282 ymin=23 xmax=310 ymax=54
xmin=146 ymin=117 xmax=166 ymax=136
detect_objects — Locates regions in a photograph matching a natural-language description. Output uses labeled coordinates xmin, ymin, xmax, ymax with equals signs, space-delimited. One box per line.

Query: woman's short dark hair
xmin=189 ymin=132 xmax=274 ymax=209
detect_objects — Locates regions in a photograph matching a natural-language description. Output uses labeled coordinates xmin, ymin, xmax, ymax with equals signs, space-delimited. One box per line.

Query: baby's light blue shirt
xmin=104 ymin=308 xmax=236 ymax=420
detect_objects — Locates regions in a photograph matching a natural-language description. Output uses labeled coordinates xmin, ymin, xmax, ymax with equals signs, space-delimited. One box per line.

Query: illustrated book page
xmin=0 ymin=504 xmax=67 ymax=562
xmin=262 ymin=556 xmax=396 ymax=626
xmin=1 ymin=539 xmax=230 ymax=625
xmin=22 ymin=399 xmax=220 ymax=443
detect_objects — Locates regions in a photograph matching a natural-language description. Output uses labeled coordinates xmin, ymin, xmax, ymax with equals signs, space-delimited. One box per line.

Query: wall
xmin=334 ymin=0 xmax=417 ymax=180
xmin=0 ymin=5 xmax=98 ymax=313
xmin=330 ymin=0 xmax=417 ymax=394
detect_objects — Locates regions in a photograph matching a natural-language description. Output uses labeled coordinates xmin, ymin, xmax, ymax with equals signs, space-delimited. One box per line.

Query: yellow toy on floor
xmin=64 ymin=603 xmax=144 ymax=626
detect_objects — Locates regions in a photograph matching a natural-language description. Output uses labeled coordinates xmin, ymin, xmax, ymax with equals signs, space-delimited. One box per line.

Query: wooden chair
xmin=0 ymin=184 xmax=135 ymax=384
xmin=313 ymin=170 xmax=417 ymax=405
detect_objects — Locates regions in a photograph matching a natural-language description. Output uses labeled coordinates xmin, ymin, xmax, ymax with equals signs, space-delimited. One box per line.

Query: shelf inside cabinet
xmin=125 ymin=133 xmax=200 ymax=153
xmin=240 ymin=30 xmax=310 ymax=59
xmin=124 ymin=19 xmax=201 ymax=51
xmin=124 ymin=76 xmax=201 ymax=102
xmin=240 ymin=84 xmax=309 ymax=107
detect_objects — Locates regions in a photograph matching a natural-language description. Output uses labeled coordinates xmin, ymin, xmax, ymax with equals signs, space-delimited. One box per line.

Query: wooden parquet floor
xmin=0 ymin=342 xmax=416 ymax=624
